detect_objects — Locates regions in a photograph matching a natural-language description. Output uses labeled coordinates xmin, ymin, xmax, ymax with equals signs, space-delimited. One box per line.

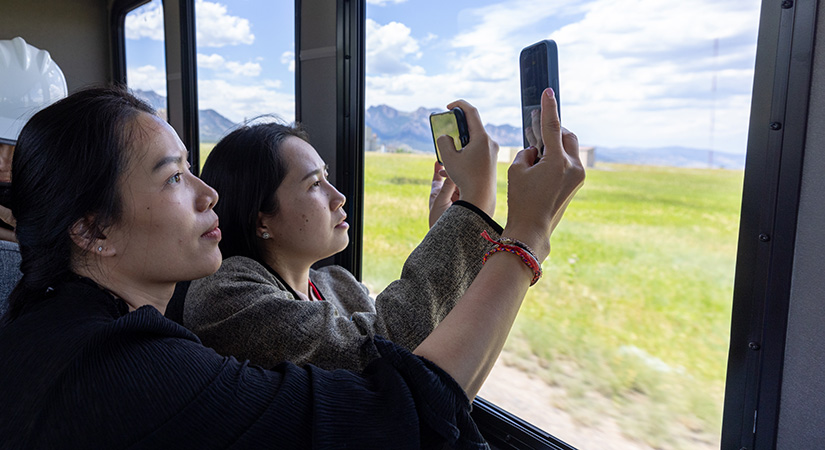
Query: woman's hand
xmin=502 ymin=88 xmax=584 ymax=262
xmin=414 ymin=89 xmax=583 ymax=399
xmin=428 ymin=162 xmax=460 ymax=228
xmin=0 ymin=204 xmax=17 ymax=243
xmin=436 ymin=100 xmax=498 ymax=219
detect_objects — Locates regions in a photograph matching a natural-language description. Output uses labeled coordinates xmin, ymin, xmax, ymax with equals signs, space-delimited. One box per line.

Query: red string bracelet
xmin=480 ymin=230 xmax=543 ymax=286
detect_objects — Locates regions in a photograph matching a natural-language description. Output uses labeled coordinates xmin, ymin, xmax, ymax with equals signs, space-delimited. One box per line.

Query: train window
xmin=124 ymin=0 xmax=168 ymax=115
xmin=362 ymin=1 xmax=760 ymax=449
xmin=193 ymin=0 xmax=296 ymax=168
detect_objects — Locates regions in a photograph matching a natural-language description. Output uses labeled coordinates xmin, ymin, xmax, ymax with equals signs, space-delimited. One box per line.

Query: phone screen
xmin=520 ymin=40 xmax=560 ymax=150
xmin=429 ymin=108 xmax=469 ymax=164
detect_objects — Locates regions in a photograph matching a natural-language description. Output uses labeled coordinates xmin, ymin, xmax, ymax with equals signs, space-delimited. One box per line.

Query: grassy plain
xmin=362 ymin=152 xmax=743 ymax=449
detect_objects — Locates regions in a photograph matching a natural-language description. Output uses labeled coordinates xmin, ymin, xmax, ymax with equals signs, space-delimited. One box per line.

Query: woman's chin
xmin=326 ymin=240 xmax=350 ymax=260
xmin=195 ymin=248 xmax=223 ymax=279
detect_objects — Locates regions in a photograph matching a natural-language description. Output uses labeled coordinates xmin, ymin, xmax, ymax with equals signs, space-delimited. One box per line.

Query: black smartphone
xmin=429 ymin=107 xmax=469 ymax=164
xmin=519 ymin=39 xmax=560 ymax=150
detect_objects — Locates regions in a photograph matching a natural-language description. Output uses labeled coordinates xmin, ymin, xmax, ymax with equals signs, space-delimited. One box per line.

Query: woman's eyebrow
xmin=151 ymin=151 xmax=189 ymax=173
xmin=301 ymin=164 xmax=329 ymax=182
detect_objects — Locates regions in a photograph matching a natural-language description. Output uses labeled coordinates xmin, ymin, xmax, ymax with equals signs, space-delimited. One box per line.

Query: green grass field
xmin=363 ymin=152 xmax=743 ymax=449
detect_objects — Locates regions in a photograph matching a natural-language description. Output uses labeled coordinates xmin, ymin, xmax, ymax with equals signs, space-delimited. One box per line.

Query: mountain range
xmin=364 ymin=104 xmax=523 ymax=152
xmin=596 ymin=146 xmax=745 ymax=170
xmin=134 ymin=89 xmax=235 ymax=143
xmin=133 ymin=90 xmax=745 ymax=169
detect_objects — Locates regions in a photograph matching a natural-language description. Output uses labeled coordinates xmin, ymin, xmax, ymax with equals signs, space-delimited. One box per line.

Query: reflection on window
xmin=125 ymin=0 xmax=168 ymax=117
xmin=194 ymin=0 xmax=295 ymax=168
xmin=362 ymin=1 xmax=760 ymax=449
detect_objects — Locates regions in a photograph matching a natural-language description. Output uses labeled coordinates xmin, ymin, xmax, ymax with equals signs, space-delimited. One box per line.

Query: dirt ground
xmin=476 ymin=356 xmax=716 ymax=450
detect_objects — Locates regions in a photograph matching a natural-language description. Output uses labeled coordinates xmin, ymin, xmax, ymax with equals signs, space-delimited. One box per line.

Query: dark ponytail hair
xmin=199 ymin=122 xmax=309 ymax=263
xmin=2 ymin=85 xmax=154 ymax=323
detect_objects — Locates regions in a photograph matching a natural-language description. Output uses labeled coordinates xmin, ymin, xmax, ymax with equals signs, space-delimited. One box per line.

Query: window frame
xmin=721 ymin=0 xmax=818 ymax=448
xmin=111 ymin=0 xmax=201 ymax=174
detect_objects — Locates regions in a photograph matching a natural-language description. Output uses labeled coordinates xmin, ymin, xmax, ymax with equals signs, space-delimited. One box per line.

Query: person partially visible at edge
xmin=0 ymin=85 xmax=583 ymax=448
xmin=0 ymin=37 xmax=68 ymax=243
xmin=184 ymin=100 xmax=500 ymax=372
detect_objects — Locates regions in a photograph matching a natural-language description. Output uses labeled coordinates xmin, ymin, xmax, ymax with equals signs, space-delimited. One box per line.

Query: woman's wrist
xmin=500 ymin=224 xmax=551 ymax=262
xmin=458 ymin=183 xmax=496 ymax=219
xmin=452 ymin=200 xmax=503 ymax=234
xmin=481 ymin=231 xmax=542 ymax=285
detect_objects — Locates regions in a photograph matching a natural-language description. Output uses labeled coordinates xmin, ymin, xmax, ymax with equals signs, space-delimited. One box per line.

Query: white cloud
xmin=198 ymin=79 xmax=294 ymax=124
xmin=281 ymin=51 xmax=295 ymax=73
xmin=366 ymin=19 xmax=425 ymax=75
xmin=225 ymin=61 xmax=262 ymax=77
xmin=125 ymin=1 xmax=164 ymax=40
xmin=198 ymin=53 xmax=261 ymax=77
xmin=197 ymin=53 xmax=225 ymax=69
xmin=126 ymin=0 xmax=255 ymax=47
xmin=366 ymin=0 xmax=760 ymax=152
xmin=545 ymin=0 xmax=760 ymax=150
xmin=127 ymin=65 xmax=167 ymax=96
xmin=196 ymin=0 xmax=255 ymax=47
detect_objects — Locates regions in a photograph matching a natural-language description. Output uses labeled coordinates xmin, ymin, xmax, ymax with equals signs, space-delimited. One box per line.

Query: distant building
xmin=580 ymin=146 xmax=595 ymax=167
xmin=498 ymin=146 xmax=520 ymax=164
xmin=364 ymin=126 xmax=379 ymax=152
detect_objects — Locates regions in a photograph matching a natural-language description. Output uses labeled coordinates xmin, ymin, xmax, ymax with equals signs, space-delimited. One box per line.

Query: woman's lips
xmin=335 ymin=215 xmax=348 ymax=229
xmin=201 ymin=225 xmax=221 ymax=240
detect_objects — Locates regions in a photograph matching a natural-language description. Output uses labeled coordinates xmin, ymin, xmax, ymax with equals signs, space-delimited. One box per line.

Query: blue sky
xmin=125 ymin=0 xmax=761 ymax=153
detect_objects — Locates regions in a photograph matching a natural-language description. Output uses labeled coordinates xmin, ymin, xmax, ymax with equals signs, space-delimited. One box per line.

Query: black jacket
xmin=0 ymin=278 xmax=487 ymax=449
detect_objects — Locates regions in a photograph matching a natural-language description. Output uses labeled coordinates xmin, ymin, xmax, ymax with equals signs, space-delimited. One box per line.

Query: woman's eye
xmin=311 ymin=180 xmax=322 ymax=188
xmin=167 ymin=172 xmax=182 ymax=185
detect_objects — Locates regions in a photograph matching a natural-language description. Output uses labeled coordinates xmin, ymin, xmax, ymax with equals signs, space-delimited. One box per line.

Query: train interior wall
xmin=777 ymin=1 xmax=825 ymax=447
xmin=0 ymin=0 xmax=112 ymax=90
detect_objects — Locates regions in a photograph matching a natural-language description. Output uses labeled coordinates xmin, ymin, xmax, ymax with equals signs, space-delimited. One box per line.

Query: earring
xmin=262 ymin=232 xmax=270 ymax=240
xmin=97 ymin=246 xmax=103 ymax=252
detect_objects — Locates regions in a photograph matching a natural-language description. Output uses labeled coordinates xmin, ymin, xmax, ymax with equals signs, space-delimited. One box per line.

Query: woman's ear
xmin=69 ymin=217 xmax=115 ymax=256
xmin=256 ymin=212 xmax=271 ymax=240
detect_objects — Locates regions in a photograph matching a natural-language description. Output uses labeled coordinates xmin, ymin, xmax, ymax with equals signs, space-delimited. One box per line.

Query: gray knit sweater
xmin=184 ymin=202 xmax=502 ymax=372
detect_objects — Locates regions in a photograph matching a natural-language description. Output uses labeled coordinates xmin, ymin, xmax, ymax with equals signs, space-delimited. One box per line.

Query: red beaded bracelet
xmin=480 ymin=230 xmax=543 ymax=286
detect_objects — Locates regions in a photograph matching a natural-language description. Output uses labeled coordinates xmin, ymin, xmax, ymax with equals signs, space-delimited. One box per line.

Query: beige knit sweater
xmin=184 ymin=202 xmax=502 ymax=372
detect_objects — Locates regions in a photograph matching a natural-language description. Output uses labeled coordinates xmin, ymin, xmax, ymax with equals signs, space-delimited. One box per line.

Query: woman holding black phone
xmin=183 ymin=98 xmax=502 ymax=372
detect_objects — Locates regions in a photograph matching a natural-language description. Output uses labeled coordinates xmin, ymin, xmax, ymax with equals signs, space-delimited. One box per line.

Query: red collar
xmin=308 ymin=279 xmax=324 ymax=301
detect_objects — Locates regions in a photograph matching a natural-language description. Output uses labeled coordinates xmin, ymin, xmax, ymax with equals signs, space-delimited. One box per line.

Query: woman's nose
xmin=196 ymin=176 xmax=219 ymax=212
xmin=330 ymin=185 xmax=346 ymax=210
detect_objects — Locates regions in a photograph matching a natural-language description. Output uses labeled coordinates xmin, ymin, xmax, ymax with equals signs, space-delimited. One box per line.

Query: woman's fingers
xmin=0 ymin=205 xmax=16 ymax=228
xmin=561 ymin=127 xmax=581 ymax=163
xmin=511 ymin=146 xmax=539 ymax=169
xmin=446 ymin=99 xmax=483 ymax=139
xmin=429 ymin=162 xmax=445 ymax=209
xmin=540 ymin=88 xmax=563 ymax=159
xmin=429 ymin=163 xmax=459 ymax=228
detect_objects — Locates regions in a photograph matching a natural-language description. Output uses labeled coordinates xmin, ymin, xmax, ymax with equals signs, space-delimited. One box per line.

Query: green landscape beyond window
xmin=362 ymin=1 xmax=759 ymax=449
